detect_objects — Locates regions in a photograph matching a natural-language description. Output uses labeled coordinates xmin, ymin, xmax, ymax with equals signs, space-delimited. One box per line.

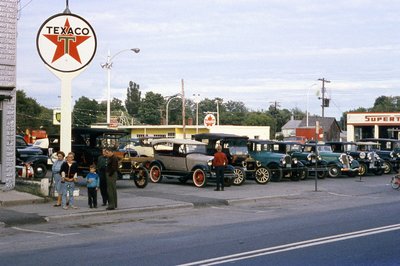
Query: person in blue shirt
xmin=86 ymin=164 xmax=100 ymax=208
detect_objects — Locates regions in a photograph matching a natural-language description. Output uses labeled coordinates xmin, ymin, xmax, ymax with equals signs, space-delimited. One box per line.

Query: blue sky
xmin=16 ymin=0 xmax=400 ymax=120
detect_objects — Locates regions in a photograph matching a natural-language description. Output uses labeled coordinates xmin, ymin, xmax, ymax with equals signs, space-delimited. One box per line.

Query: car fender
xmin=190 ymin=164 xmax=210 ymax=173
xmin=149 ymin=160 xmax=164 ymax=170
xmin=23 ymin=155 xmax=48 ymax=165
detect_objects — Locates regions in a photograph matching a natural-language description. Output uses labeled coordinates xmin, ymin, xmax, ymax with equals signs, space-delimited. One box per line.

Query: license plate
xmin=122 ymin=174 xmax=130 ymax=180
xmin=287 ymin=164 xmax=291 ymax=168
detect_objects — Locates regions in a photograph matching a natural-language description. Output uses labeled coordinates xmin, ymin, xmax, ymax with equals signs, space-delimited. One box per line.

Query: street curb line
xmin=45 ymin=203 xmax=194 ymax=222
xmin=226 ymin=193 xmax=303 ymax=205
xmin=0 ymin=198 xmax=46 ymax=207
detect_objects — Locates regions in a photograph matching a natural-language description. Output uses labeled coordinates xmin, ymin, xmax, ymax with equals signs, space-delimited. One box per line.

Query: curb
xmin=0 ymin=198 xmax=47 ymax=207
xmin=45 ymin=202 xmax=195 ymax=222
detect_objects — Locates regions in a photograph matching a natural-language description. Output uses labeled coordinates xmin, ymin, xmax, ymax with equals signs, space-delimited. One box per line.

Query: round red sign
xmin=204 ymin=114 xmax=216 ymax=128
xmin=36 ymin=13 xmax=97 ymax=73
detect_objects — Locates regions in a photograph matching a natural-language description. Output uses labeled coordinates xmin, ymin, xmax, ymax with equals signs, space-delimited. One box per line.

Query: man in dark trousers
xmin=105 ymin=147 xmax=119 ymax=210
xmin=213 ymin=145 xmax=228 ymax=191
xmin=97 ymin=149 xmax=108 ymax=206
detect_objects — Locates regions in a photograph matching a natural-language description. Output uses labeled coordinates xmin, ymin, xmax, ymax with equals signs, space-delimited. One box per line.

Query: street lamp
xmin=101 ymin=48 xmax=140 ymax=125
xmin=193 ymin=93 xmax=201 ymax=133
xmin=165 ymin=93 xmax=182 ymax=125
xmin=306 ymin=83 xmax=317 ymax=127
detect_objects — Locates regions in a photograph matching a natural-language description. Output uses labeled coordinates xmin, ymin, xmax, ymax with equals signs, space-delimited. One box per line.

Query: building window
xmin=154 ymin=134 xmax=166 ymax=138
xmin=167 ymin=133 xmax=175 ymax=138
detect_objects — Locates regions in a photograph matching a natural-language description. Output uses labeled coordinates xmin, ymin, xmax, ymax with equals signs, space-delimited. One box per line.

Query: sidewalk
xmin=0 ymin=175 xmax=396 ymax=226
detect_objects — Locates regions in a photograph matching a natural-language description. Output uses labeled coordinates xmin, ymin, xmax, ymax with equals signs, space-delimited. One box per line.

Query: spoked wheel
xmin=255 ymin=167 xmax=271 ymax=184
xmin=358 ymin=163 xmax=367 ymax=176
xmin=193 ymin=169 xmax=207 ymax=187
xmin=391 ymin=176 xmax=400 ymax=189
xmin=233 ymin=167 xmax=245 ymax=186
xmin=133 ymin=166 xmax=149 ymax=188
xmin=149 ymin=165 xmax=163 ymax=183
xmin=382 ymin=161 xmax=393 ymax=175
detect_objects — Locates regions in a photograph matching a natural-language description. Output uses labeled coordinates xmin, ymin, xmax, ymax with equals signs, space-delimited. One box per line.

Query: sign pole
xmin=37 ymin=11 xmax=97 ymax=155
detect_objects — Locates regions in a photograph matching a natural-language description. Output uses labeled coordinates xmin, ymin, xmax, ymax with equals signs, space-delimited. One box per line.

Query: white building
xmin=347 ymin=112 xmax=400 ymax=141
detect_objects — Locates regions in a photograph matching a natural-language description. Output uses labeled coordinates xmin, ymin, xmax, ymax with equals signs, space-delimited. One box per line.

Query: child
xmin=86 ymin=164 xmax=100 ymax=208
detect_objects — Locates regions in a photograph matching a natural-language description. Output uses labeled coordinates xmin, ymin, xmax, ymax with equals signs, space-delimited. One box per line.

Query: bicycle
xmin=390 ymin=175 xmax=400 ymax=189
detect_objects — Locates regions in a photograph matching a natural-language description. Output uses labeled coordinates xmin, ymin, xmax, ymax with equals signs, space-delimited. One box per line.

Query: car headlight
xmin=367 ymin=152 xmax=372 ymax=160
xmin=359 ymin=152 xmax=366 ymax=159
xmin=390 ymin=151 xmax=394 ymax=158
xmin=292 ymin=158 xmax=298 ymax=164
xmin=207 ymin=159 xmax=213 ymax=166
xmin=375 ymin=154 xmax=380 ymax=160
xmin=242 ymin=161 xmax=247 ymax=167
xmin=256 ymin=161 xmax=261 ymax=167
xmin=318 ymin=155 xmax=322 ymax=161
xmin=307 ymin=154 xmax=312 ymax=161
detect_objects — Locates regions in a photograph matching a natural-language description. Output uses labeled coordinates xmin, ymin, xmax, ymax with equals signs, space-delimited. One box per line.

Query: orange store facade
xmin=347 ymin=112 xmax=400 ymax=141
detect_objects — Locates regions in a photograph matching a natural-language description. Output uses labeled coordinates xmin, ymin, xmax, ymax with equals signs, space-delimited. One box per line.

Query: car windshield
xmin=226 ymin=139 xmax=248 ymax=155
xmin=186 ymin=144 xmax=206 ymax=154
xmin=317 ymin=145 xmax=333 ymax=152
xmin=344 ymin=144 xmax=357 ymax=152
xmin=287 ymin=144 xmax=302 ymax=152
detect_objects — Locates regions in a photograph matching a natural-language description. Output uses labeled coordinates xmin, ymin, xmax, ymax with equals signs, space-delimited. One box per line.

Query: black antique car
xmin=247 ymin=140 xmax=307 ymax=182
xmin=193 ymin=133 xmax=258 ymax=185
xmin=276 ymin=141 xmax=328 ymax=179
xmin=326 ymin=141 xmax=384 ymax=176
xmin=359 ymin=138 xmax=400 ymax=174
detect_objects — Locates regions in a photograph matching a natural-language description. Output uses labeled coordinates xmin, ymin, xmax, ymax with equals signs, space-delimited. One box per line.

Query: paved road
xmin=0 ymin=174 xmax=399 ymax=265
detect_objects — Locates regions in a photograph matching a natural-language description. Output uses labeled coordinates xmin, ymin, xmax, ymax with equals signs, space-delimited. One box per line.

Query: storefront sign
xmin=348 ymin=113 xmax=400 ymax=125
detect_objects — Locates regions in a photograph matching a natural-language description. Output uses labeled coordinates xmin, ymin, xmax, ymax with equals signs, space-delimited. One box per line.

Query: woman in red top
xmin=213 ymin=145 xmax=228 ymax=191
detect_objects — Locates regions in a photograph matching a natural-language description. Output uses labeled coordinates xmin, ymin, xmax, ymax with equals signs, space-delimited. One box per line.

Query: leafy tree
xmin=371 ymin=96 xmax=400 ymax=112
xmin=243 ymin=112 xmax=274 ymax=126
xmin=73 ymin=96 xmax=100 ymax=127
xmin=125 ymin=81 xmax=141 ymax=117
xmin=16 ymin=90 xmax=55 ymax=134
xmin=138 ymin=92 xmax=165 ymax=124
xmin=221 ymin=100 xmax=248 ymax=125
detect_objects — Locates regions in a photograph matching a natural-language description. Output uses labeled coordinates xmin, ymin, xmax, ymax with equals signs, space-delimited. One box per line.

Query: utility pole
xmin=181 ymin=79 xmax=186 ymax=139
xmin=318 ymin=78 xmax=330 ymax=118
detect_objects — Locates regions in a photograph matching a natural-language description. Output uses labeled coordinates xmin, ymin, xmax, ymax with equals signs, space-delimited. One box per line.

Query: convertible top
xmin=152 ymin=138 xmax=206 ymax=146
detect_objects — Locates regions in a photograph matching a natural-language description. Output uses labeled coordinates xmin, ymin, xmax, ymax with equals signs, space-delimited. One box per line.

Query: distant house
xmin=298 ymin=117 xmax=341 ymax=141
xmin=281 ymin=119 xmax=302 ymax=137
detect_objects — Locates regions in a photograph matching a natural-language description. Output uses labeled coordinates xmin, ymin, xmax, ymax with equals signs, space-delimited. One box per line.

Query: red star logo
xmin=43 ymin=18 xmax=91 ymax=63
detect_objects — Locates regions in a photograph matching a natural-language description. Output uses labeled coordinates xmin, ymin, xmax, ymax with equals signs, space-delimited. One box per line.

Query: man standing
xmin=105 ymin=147 xmax=119 ymax=210
xmin=212 ymin=145 xmax=228 ymax=191
xmin=97 ymin=149 xmax=108 ymax=206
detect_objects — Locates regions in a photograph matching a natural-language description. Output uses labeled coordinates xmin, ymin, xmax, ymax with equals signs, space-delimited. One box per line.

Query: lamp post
xmin=101 ymin=48 xmax=140 ymax=125
xmin=193 ymin=93 xmax=201 ymax=133
xmin=306 ymin=83 xmax=317 ymax=127
xmin=165 ymin=93 xmax=182 ymax=125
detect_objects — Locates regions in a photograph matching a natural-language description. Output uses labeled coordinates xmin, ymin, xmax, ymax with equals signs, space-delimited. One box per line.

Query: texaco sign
xmin=36 ymin=13 xmax=97 ymax=73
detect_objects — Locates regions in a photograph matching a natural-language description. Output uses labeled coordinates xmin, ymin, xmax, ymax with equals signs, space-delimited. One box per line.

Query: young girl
xmin=60 ymin=152 xmax=79 ymax=210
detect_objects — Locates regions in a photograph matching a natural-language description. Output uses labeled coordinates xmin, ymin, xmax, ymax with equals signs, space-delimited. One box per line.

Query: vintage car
xmin=326 ymin=141 xmax=384 ymax=176
xmin=48 ymin=128 xmax=128 ymax=174
xmin=302 ymin=143 xmax=359 ymax=178
xmin=148 ymin=138 xmax=236 ymax=188
xmin=193 ymin=133 xmax=257 ymax=185
xmin=247 ymin=140 xmax=308 ymax=182
xmin=276 ymin=141 xmax=328 ymax=179
xmin=359 ymin=138 xmax=400 ymax=174
xmin=356 ymin=141 xmax=397 ymax=174
xmin=16 ymin=135 xmax=49 ymax=179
